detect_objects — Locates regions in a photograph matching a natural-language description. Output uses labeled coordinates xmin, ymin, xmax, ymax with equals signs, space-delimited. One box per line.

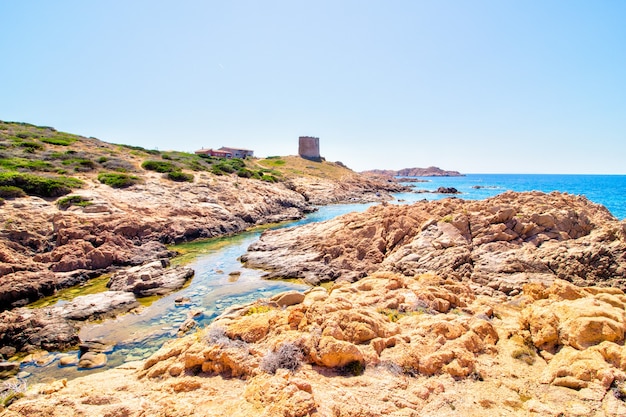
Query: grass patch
xmin=98 ymin=172 xmax=141 ymax=188
xmin=116 ymin=144 xmax=161 ymax=155
xmin=0 ymin=172 xmax=83 ymax=197
xmin=263 ymin=158 xmax=286 ymax=166
xmin=0 ymin=185 xmax=27 ymax=199
xmin=56 ymin=195 xmax=92 ymax=210
xmin=0 ymin=157 xmax=55 ymax=172
xmin=40 ymin=136 xmax=76 ymax=146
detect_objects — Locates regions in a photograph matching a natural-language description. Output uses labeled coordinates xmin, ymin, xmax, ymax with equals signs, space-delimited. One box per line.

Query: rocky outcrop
xmin=0 ymin=292 xmax=138 ymax=353
xmin=283 ymin=175 xmax=407 ymax=205
xmin=242 ymin=191 xmax=626 ymax=294
xmin=137 ymin=272 xmax=496 ymax=382
xmin=7 ymin=275 xmax=626 ymax=416
xmin=0 ymin=163 xmax=402 ymax=311
xmin=107 ymin=259 xmax=194 ymax=297
xmin=363 ymin=166 xmax=464 ymax=177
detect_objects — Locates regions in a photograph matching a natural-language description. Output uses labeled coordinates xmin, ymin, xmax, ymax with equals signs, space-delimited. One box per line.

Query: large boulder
xmin=107 ymin=260 xmax=194 ymax=297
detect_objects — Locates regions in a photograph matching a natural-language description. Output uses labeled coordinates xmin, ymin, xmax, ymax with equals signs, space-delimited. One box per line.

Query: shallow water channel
xmin=20 ymin=202 xmax=376 ymax=383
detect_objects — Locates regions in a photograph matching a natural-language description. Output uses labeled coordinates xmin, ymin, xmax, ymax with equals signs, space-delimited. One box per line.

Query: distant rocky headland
xmin=362 ymin=166 xmax=464 ymax=177
xmin=2 ymin=121 xmax=626 ymax=416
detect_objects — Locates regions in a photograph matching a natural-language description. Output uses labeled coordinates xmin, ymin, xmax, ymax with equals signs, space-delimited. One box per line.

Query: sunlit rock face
xmin=243 ymin=191 xmax=626 ymax=292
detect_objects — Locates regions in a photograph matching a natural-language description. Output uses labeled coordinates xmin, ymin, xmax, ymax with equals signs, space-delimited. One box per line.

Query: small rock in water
xmin=58 ymin=355 xmax=79 ymax=368
xmin=174 ymin=296 xmax=192 ymax=306
xmin=187 ymin=309 xmax=205 ymax=319
xmin=78 ymin=352 xmax=107 ymax=369
xmin=0 ymin=361 xmax=20 ymax=378
xmin=177 ymin=318 xmax=197 ymax=337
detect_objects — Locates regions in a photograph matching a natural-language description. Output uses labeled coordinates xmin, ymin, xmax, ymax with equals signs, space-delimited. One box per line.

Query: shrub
xmin=166 ymin=171 xmax=194 ymax=182
xmin=342 ymin=360 xmax=365 ymax=376
xmin=0 ymin=158 xmax=55 ymax=172
xmin=1 ymin=378 xmax=27 ymax=407
xmin=0 ymin=186 xmax=27 ymax=199
xmin=0 ymin=172 xmax=83 ymax=197
xmin=98 ymin=173 xmax=141 ymax=188
xmin=117 ymin=144 xmax=160 ymax=155
xmin=56 ymin=195 xmax=92 ymax=210
xmin=261 ymin=174 xmax=277 ymax=183
xmin=62 ymin=158 xmax=96 ymax=172
xmin=204 ymin=326 xmax=248 ymax=350
xmin=39 ymin=136 xmax=75 ymax=146
xmin=142 ymin=160 xmax=177 ymax=173
xmin=211 ymin=165 xmax=228 ymax=176
xmin=245 ymin=305 xmax=272 ymax=315
xmin=260 ymin=343 xmax=304 ymax=374
xmin=101 ymin=158 xmax=134 ymax=172
xmin=511 ymin=346 xmax=536 ymax=365
xmin=18 ymin=141 xmax=44 ymax=152
xmin=236 ymin=168 xmax=254 ymax=178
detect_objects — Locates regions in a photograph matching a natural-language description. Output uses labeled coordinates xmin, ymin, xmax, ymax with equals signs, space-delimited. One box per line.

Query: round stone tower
xmin=298 ymin=136 xmax=321 ymax=161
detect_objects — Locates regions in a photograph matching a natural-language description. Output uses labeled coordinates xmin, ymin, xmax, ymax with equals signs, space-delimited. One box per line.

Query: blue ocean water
xmin=393 ymin=174 xmax=626 ymax=220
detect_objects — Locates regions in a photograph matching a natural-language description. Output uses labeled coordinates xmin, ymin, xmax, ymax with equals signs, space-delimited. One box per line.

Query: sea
xmin=19 ymin=173 xmax=626 ymax=382
xmin=393 ymin=174 xmax=626 ymax=220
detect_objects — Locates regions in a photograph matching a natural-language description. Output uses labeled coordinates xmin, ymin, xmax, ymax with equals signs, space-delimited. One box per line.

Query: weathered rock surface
xmin=6 ymin=276 xmax=626 ymax=416
xmin=0 ymin=292 xmax=138 ymax=353
xmin=107 ymin=259 xmax=194 ymax=297
xmin=243 ymin=191 xmax=626 ymax=294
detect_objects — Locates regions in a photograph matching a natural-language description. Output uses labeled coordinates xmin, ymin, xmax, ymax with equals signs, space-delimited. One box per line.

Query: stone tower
xmin=298 ymin=136 xmax=321 ymax=161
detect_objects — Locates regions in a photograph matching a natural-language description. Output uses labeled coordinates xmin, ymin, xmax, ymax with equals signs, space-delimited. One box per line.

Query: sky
xmin=1 ymin=1 xmax=625 ymax=174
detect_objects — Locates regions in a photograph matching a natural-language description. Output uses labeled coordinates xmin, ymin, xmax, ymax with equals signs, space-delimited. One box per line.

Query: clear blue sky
xmin=1 ymin=1 xmax=625 ymax=174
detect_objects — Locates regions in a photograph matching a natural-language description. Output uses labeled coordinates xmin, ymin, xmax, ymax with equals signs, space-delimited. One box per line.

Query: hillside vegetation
xmin=0 ymin=121 xmax=281 ymax=201
xmin=256 ymin=155 xmax=354 ymax=181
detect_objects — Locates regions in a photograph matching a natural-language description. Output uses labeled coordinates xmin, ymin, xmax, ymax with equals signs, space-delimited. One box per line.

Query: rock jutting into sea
xmin=362 ymin=166 xmax=465 ymax=177
xmin=242 ymin=191 xmax=626 ymax=293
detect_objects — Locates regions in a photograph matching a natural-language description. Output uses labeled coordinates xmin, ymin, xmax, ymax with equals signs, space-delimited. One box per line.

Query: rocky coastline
xmin=0 ymin=154 xmax=405 ymax=362
xmin=2 ymin=144 xmax=626 ymax=415
xmin=3 ymin=190 xmax=626 ymax=415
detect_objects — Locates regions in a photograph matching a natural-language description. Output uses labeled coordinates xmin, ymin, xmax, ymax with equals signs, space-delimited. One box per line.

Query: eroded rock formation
xmin=243 ymin=191 xmax=626 ymax=294
xmin=5 ymin=275 xmax=626 ymax=416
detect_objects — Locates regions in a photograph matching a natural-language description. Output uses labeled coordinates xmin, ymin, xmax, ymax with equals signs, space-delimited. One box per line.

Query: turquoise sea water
xmin=393 ymin=174 xmax=626 ymax=220
xmin=20 ymin=174 xmax=626 ymax=382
